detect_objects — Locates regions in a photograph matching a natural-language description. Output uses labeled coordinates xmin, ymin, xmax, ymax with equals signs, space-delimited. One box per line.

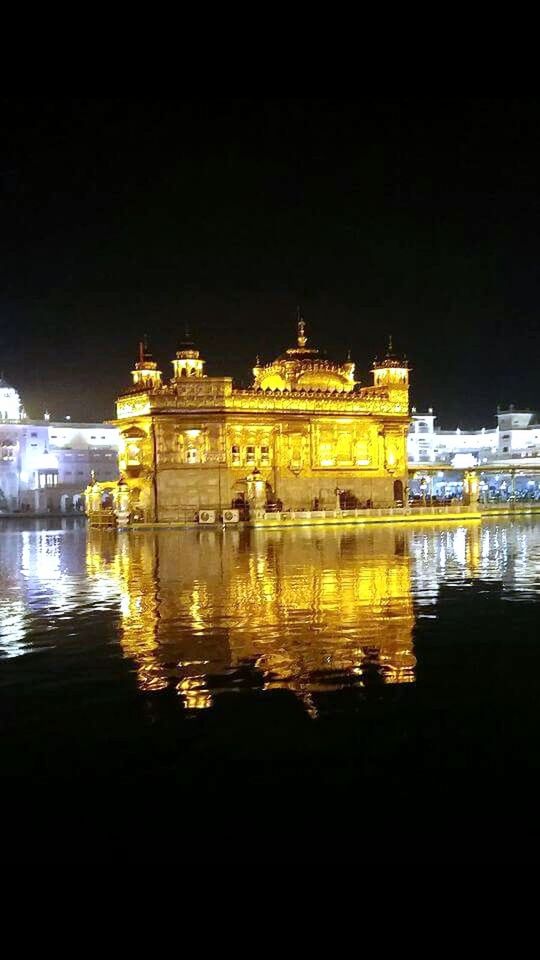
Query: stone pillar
xmin=463 ymin=470 xmax=480 ymax=506
xmin=115 ymin=480 xmax=131 ymax=527
xmin=246 ymin=469 xmax=267 ymax=510
xmin=90 ymin=484 xmax=102 ymax=514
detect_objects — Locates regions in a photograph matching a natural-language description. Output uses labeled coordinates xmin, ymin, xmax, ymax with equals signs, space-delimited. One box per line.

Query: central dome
xmin=252 ymin=319 xmax=356 ymax=393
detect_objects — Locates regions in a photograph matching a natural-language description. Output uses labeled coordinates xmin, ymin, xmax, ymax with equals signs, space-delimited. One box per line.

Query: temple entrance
xmin=393 ymin=479 xmax=404 ymax=505
xmin=231 ymin=488 xmax=248 ymax=520
xmin=339 ymin=489 xmax=359 ymax=510
xmin=101 ymin=490 xmax=114 ymax=510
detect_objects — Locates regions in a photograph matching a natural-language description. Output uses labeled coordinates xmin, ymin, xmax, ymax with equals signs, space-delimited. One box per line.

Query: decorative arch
xmin=121 ymin=426 xmax=147 ymax=439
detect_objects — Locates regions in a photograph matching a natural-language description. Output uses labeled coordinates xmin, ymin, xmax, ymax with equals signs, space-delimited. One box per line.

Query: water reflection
xmin=85 ymin=525 xmax=417 ymax=710
xmin=3 ymin=518 xmax=540 ymax=715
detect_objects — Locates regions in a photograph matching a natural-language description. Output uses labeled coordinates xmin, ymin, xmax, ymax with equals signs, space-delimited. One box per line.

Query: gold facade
xmin=105 ymin=323 xmax=410 ymax=522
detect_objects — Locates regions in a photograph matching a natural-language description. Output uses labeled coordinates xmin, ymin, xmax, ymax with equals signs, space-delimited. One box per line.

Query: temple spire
xmin=297 ymin=307 xmax=307 ymax=348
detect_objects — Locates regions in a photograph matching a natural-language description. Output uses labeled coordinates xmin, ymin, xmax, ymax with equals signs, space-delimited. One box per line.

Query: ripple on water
xmin=1 ymin=518 xmax=540 ymax=711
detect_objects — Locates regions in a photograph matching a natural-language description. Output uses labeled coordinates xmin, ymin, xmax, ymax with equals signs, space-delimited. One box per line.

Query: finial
xmin=138 ymin=340 xmax=145 ymax=364
xmin=387 ymin=333 xmax=393 ymax=356
xmin=297 ymin=306 xmax=307 ymax=348
xmin=346 ymin=349 xmax=351 ymax=362
xmin=255 ymin=355 xmax=260 ymax=366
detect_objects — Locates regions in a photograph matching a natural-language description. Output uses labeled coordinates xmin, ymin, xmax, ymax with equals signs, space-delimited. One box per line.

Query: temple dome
xmin=0 ymin=376 xmax=24 ymax=421
xmin=252 ymin=319 xmax=356 ymax=393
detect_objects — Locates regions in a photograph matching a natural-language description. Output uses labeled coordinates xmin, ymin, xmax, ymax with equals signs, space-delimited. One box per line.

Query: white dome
xmin=0 ymin=379 xmax=23 ymax=421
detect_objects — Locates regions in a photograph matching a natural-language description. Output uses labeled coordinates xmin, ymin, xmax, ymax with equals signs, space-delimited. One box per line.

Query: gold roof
xmin=252 ymin=319 xmax=356 ymax=394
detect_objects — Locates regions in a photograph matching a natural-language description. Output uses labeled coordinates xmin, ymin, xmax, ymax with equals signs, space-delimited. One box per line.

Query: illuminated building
xmin=0 ymin=377 xmax=25 ymax=421
xmin=408 ymin=406 xmax=540 ymax=500
xmin=103 ymin=323 xmax=410 ymax=522
xmin=408 ymin=406 xmax=540 ymax=466
xmin=0 ymin=375 xmax=119 ymax=512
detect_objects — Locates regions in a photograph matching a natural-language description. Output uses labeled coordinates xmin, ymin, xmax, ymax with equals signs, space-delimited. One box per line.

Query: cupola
xmin=171 ymin=328 xmax=206 ymax=379
xmin=131 ymin=338 xmax=162 ymax=389
xmin=372 ymin=335 xmax=410 ymax=389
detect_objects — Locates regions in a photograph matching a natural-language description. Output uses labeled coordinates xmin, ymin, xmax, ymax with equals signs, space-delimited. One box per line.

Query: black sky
xmin=1 ymin=98 xmax=539 ymax=427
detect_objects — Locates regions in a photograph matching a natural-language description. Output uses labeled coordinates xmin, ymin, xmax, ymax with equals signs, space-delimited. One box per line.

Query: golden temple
xmin=88 ymin=319 xmax=410 ymax=525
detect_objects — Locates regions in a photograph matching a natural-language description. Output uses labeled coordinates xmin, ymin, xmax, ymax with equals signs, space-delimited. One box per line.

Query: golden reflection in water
xmin=87 ymin=525 xmax=419 ymax=711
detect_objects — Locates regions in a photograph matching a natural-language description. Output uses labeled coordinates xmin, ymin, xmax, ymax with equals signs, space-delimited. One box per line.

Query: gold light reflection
xmin=87 ymin=525 xmax=418 ymax=712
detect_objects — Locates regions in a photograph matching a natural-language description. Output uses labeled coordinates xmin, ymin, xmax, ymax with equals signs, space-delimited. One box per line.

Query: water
xmin=2 ymin=517 xmax=540 ymax=861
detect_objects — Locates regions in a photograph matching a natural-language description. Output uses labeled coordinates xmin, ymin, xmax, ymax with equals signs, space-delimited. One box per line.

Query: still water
xmin=2 ymin=517 xmax=540 ymax=861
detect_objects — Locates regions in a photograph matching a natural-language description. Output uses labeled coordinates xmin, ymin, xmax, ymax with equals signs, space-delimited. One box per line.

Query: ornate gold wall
xmin=112 ymin=388 xmax=408 ymax=520
xmin=110 ymin=333 xmax=410 ymax=521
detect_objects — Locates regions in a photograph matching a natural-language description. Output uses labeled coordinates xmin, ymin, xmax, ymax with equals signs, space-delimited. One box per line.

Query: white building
xmin=0 ymin=377 xmax=119 ymax=513
xmin=408 ymin=405 xmax=540 ymax=499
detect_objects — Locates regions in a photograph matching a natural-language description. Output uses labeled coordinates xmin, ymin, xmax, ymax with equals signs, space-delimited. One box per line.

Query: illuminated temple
xmin=92 ymin=320 xmax=410 ymax=524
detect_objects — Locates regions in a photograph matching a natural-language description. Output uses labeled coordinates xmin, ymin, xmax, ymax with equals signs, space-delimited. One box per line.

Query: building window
xmin=126 ymin=443 xmax=141 ymax=466
xmin=38 ymin=472 xmax=58 ymax=488
xmin=186 ymin=447 xmax=199 ymax=464
xmin=246 ymin=445 xmax=256 ymax=464
xmin=231 ymin=444 xmax=241 ymax=465
xmin=260 ymin=445 xmax=270 ymax=465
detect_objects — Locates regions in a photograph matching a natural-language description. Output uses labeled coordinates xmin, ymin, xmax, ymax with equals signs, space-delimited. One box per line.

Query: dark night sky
xmin=1 ymin=98 xmax=539 ymax=427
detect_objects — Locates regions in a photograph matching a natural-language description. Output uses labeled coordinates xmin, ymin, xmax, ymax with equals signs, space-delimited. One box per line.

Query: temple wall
xmin=116 ymin=403 xmax=409 ymax=521
xmin=153 ymin=465 xmax=405 ymax=520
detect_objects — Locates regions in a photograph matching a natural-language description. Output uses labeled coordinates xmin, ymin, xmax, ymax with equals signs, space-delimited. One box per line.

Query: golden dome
xmin=252 ymin=319 xmax=356 ymax=393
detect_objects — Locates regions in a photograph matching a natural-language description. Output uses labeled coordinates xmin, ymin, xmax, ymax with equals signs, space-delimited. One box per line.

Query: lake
xmin=2 ymin=517 xmax=540 ymax=862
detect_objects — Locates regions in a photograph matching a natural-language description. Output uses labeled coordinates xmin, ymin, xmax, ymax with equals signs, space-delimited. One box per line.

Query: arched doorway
xmin=393 ymin=479 xmax=404 ymax=505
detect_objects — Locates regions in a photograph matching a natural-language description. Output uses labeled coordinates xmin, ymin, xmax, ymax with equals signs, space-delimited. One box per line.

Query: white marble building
xmin=408 ymin=405 xmax=540 ymax=499
xmin=408 ymin=406 xmax=540 ymax=466
xmin=0 ymin=377 xmax=118 ymax=513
